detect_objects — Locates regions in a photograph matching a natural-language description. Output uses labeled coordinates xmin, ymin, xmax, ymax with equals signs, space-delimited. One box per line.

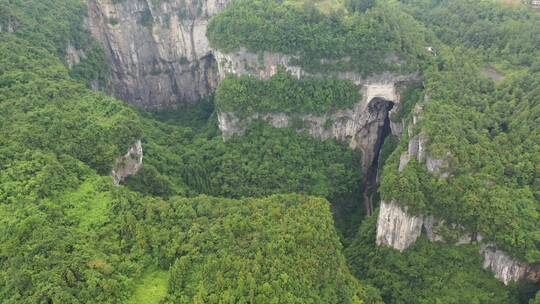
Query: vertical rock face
xmin=86 ymin=0 xmax=228 ymax=108
xmin=111 ymin=140 xmax=143 ymax=185
xmin=376 ymin=200 xmax=423 ymax=251
xmin=398 ymin=103 xmax=450 ymax=177
xmin=480 ymin=245 xmax=534 ymax=285
xmin=215 ymin=48 xmax=415 ymax=85
xmin=376 ymin=201 xmax=540 ymax=285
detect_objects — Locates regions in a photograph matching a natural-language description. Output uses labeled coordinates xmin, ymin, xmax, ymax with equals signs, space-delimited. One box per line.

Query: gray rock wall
xmin=376 ymin=200 xmax=423 ymax=251
xmin=375 ymin=200 xmax=540 ymax=285
xmin=480 ymin=245 xmax=533 ymax=285
xmin=86 ymin=0 xmax=228 ymax=108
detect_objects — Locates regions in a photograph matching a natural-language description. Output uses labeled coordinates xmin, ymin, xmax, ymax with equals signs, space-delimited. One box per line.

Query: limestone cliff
xmin=86 ymin=0 xmax=228 ymax=108
xmin=376 ymin=201 xmax=478 ymax=251
xmin=376 ymin=105 xmax=540 ymax=285
xmin=376 ymin=200 xmax=423 ymax=251
xmin=480 ymin=245 xmax=537 ymax=285
xmin=216 ymin=48 xmax=418 ymax=213
xmin=111 ymin=140 xmax=143 ymax=185
xmin=376 ymin=199 xmax=540 ymax=284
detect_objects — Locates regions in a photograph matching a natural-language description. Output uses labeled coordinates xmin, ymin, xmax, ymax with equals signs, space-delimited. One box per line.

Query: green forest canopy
xmin=215 ymin=67 xmax=360 ymax=116
xmin=1 ymin=0 xmax=540 ymax=302
xmin=0 ymin=0 xmax=375 ymax=302
xmin=380 ymin=0 xmax=540 ymax=264
xmin=208 ymin=0 xmax=432 ymax=75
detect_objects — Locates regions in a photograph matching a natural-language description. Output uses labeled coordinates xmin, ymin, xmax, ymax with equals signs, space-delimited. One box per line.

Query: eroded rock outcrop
xmin=480 ymin=245 xmax=537 ymax=285
xmin=86 ymin=0 xmax=228 ymax=108
xmin=376 ymin=200 xmax=423 ymax=251
xmin=376 ymin=201 xmax=478 ymax=251
xmin=397 ymin=104 xmax=450 ymax=177
xmin=111 ymin=140 xmax=143 ymax=185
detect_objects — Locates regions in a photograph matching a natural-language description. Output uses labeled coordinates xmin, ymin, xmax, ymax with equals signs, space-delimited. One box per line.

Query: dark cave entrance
xmin=363 ymin=98 xmax=395 ymax=216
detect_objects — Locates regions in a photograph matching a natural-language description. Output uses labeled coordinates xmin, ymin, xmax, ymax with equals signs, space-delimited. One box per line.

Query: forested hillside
xmin=208 ymin=0 xmax=433 ymax=75
xmin=380 ymin=0 xmax=540 ymax=262
xmin=0 ymin=0 xmax=376 ymax=302
xmin=346 ymin=214 xmax=522 ymax=303
xmin=1 ymin=0 xmax=539 ymax=303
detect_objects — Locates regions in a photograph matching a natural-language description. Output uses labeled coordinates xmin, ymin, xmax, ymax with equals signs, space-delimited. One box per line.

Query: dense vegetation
xmin=208 ymin=0 xmax=432 ymax=75
xmin=216 ymin=67 xmax=360 ymax=116
xmin=401 ymin=0 xmax=540 ymax=67
xmin=133 ymin=120 xmax=362 ymax=200
xmin=151 ymin=195 xmax=380 ymax=303
xmin=346 ymin=214 xmax=522 ymax=304
xmin=0 ymin=0 xmax=373 ymax=302
xmin=125 ymin=115 xmax=364 ymax=238
xmin=2 ymin=0 xmax=540 ymax=302
xmin=344 ymin=0 xmax=539 ymax=302
xmin=380 ymin=1 xmax=540 ymax=264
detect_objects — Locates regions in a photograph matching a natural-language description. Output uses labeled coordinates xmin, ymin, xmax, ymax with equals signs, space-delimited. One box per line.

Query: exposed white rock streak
xmin=111 ymin=140 xmax=143 ymax=185
xmin=376 ymin=201 xmax=477 ymax=250
xmin=480 ymin=245 xmax=532 ymax=285
xmin=376 ymin=200 xmax=423 ymax=251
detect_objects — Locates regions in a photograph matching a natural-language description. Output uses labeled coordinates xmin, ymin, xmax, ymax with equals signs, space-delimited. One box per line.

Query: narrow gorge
xmin=215 ymin=48 xmax=416 ymax=215
xmin=85 ymin=0 xmax=414 ymax=217
xmin=4 ymin=0 xmax=540 ymax=302
xmin=84 ymin=0 xmax=540 ymax=292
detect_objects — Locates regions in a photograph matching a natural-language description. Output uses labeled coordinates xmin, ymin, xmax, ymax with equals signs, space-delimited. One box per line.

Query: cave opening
xmin=363 ymin=98 xmax=395 ymax=216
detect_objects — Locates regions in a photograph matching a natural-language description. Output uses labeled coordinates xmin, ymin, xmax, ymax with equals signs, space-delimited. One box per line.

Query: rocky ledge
xmin=111 ymin=140 xmax=143 ymax=185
